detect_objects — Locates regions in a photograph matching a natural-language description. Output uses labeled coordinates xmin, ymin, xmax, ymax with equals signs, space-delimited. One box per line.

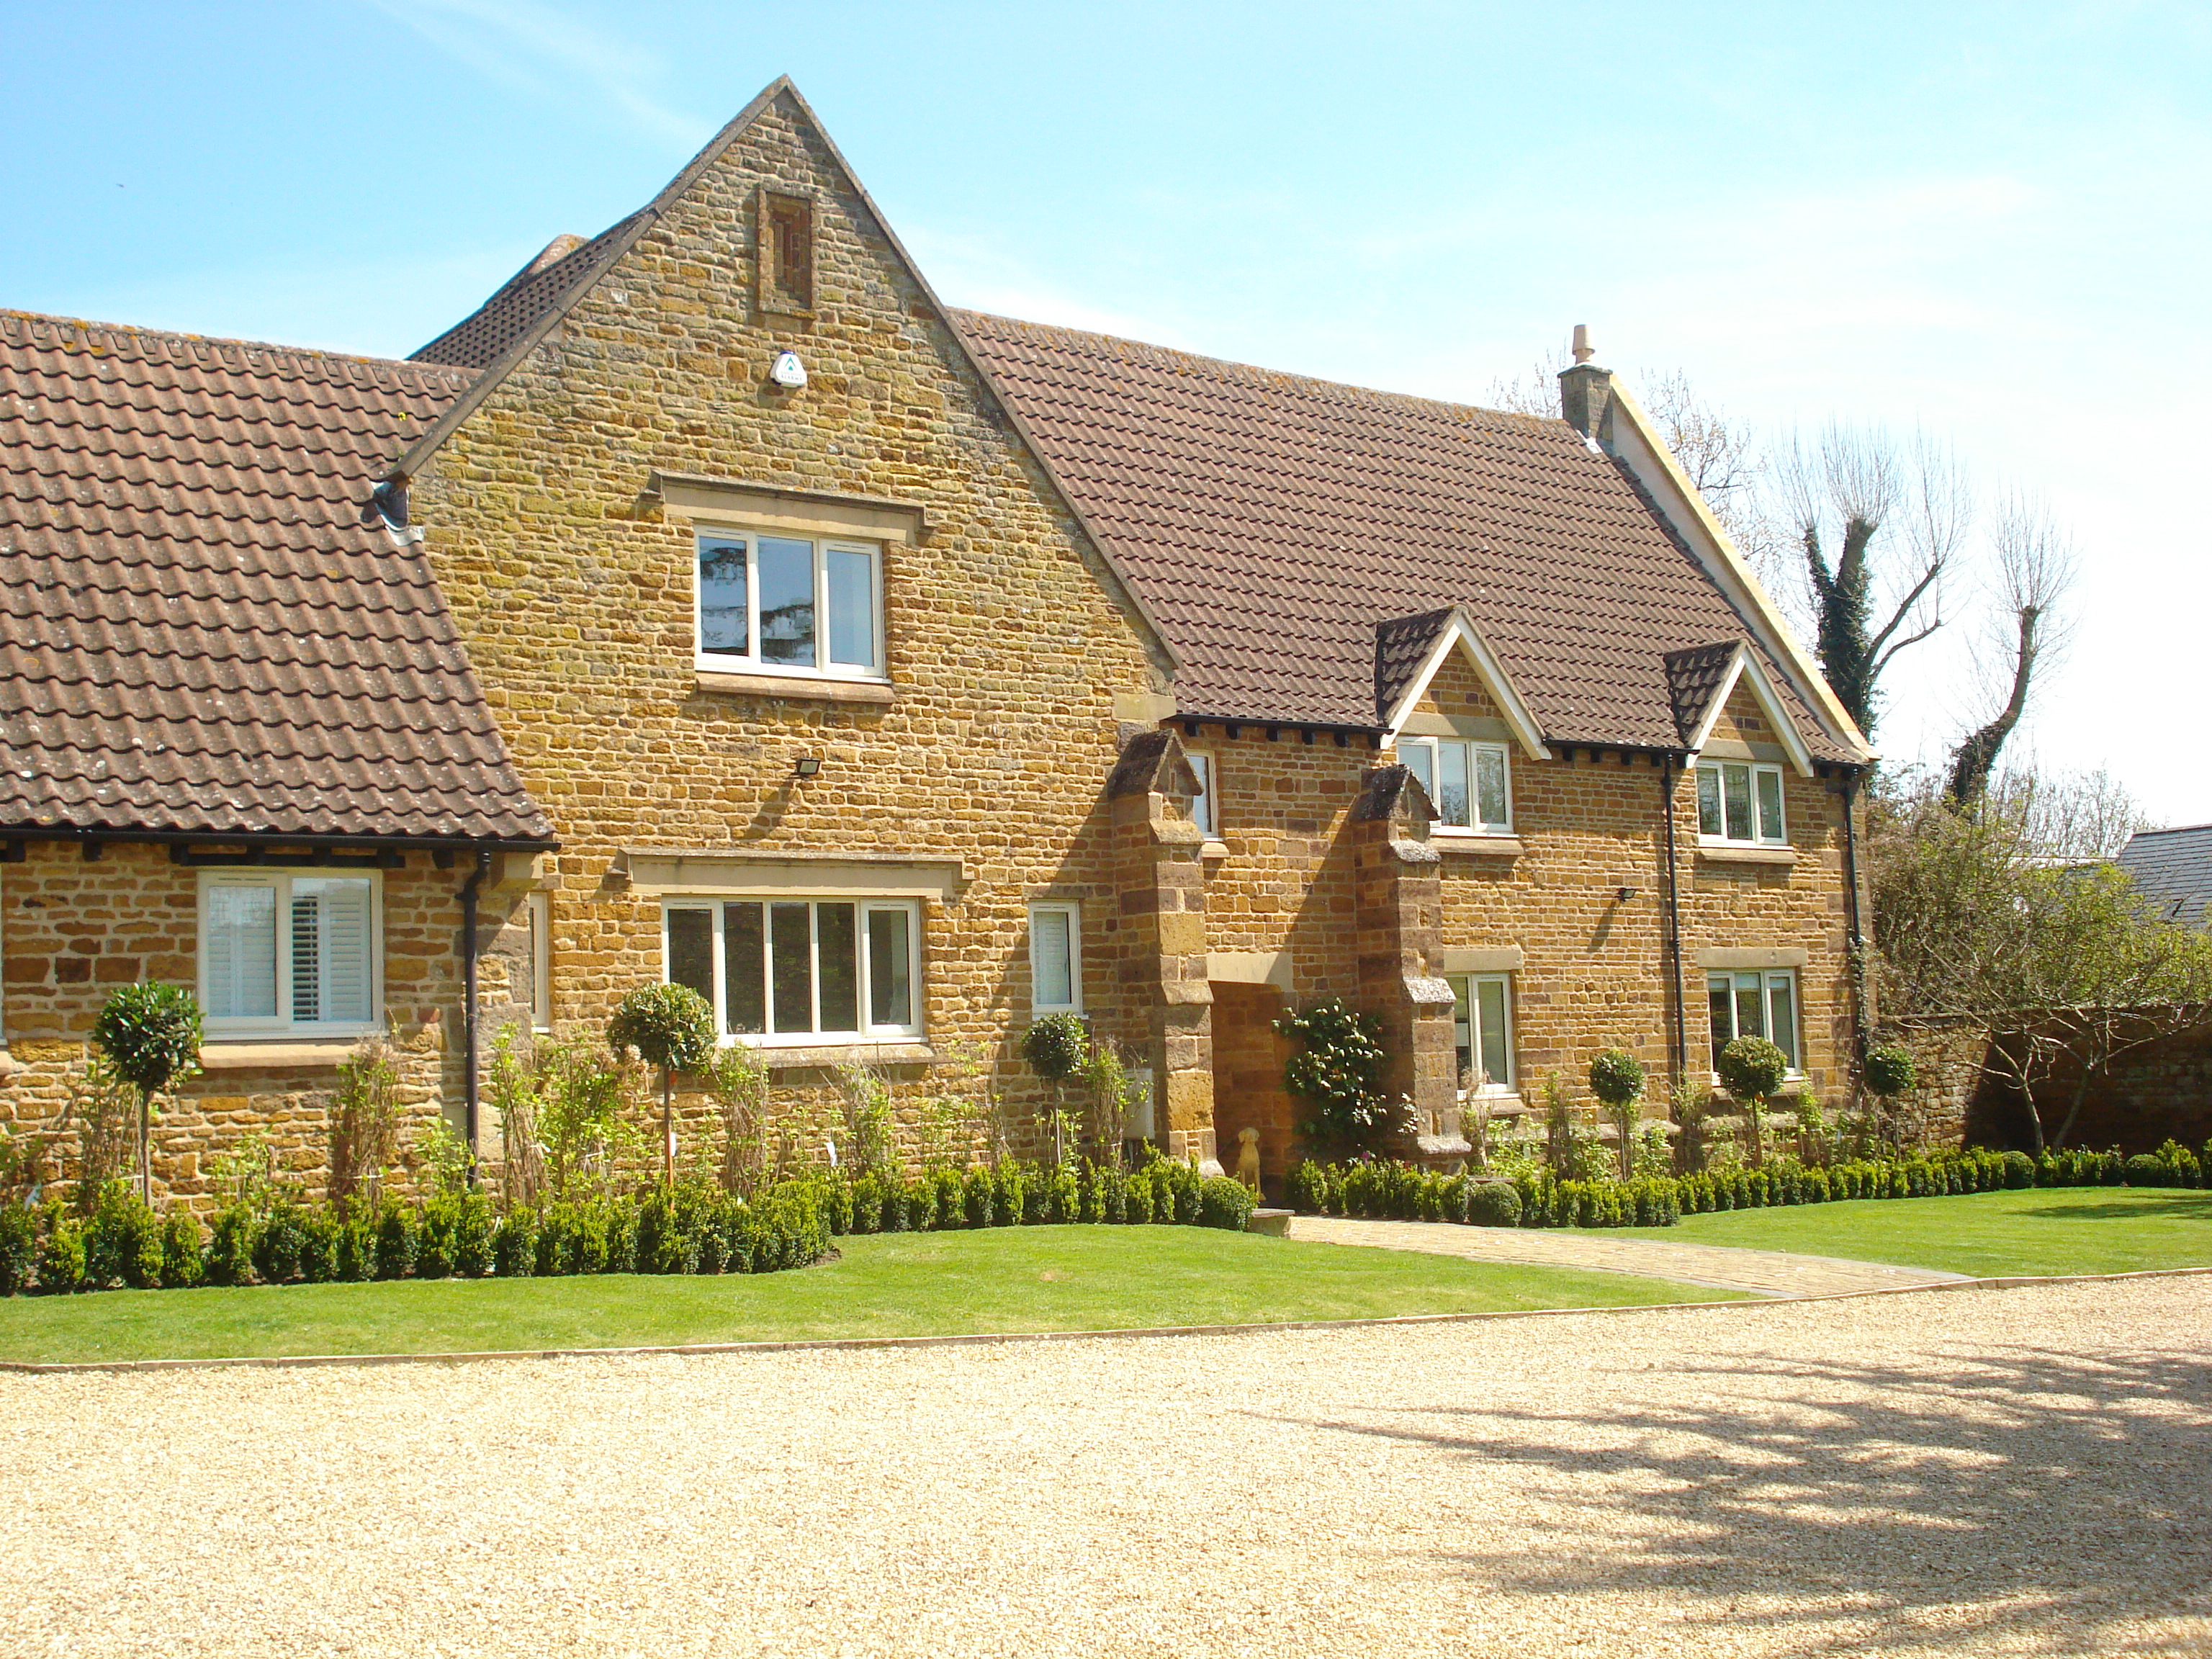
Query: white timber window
xmin=663 ymin=898 xmax=921 ymax=1045
xmin=525 ymin=892 xmax=552 ymax=1034
xmin=1398 ymin=736 xmax=1511 ymax=834
xmin=1447 ymin=973 xmax=1515 ymax=1093
xmin=199 ymin=871 xmax=380 ymax=1038
xmin=1696 ymin=760 xmax=1786 ymax=845
xmin=1028 ymin=902 xmax=1082 ymax=1013
xmin=1187 ymin=751 xmax=1218 ymax=840
xmin=1707 ymin=969 xmax=1801 ymax=1076
xmin=695 ymin=529 xmax=884 ymax=681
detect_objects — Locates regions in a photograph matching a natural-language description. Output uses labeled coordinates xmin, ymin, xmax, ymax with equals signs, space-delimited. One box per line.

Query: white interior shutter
xmin=291 ymin=878 xmax=373 ymax=1026
xmin=290 ymin=893 xmax=321 ymax=1022
xmin=207 ymin=882 xmax=278 ymax=1019
xmin=1031 ymin=908 xmax=1072 ymax=1008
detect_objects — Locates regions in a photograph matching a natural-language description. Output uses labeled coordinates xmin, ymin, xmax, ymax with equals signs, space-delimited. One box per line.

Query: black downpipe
xmin=1660 ymin=753 xmax=1687 ymax=1080
xmin=459 ymin=848 xmax=492 ymax=1180
xmin=1839 ymin=770 xmax=1869 ymax=1066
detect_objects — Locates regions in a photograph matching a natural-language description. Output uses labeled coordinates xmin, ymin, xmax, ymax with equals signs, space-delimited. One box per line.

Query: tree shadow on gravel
xmin=1269 ymin=1344 xmax=2212 ymax=1655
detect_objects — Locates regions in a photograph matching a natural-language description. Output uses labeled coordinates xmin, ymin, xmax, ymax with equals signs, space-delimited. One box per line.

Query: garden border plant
xmin=1280 ymin=1135 xmax=2212 ymax=1234
xmin=89 ymin=981 xmax=203 ymax=1202
xmin=0 ymin=1144 xmax=1263 ymax=1299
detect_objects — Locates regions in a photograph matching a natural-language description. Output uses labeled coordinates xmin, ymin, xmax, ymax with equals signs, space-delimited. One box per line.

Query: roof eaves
xmin=1603 ymin=378 xmax=1872 ymax=763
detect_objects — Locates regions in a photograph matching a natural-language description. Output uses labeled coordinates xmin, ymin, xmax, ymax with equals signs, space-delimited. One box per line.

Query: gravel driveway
xmin=2 ymin=1278 xmax=2206 ymax=1658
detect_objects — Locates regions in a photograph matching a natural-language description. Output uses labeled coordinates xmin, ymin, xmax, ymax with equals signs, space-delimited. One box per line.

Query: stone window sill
xmin=694 ymin=670 xmax=896 ymax=706
xmin=1199 ymin=839 xmax=1231 ymax=860
xmin=750 ymin=1041 xmax=936 ymax=1071
xmin=1695 ymin=844 xmax=1797 ymax=868
xmin=199 ymin=1041 xmax=359 ymax=1071
xmin=1460 ymin=1092 xmax=1527 ymax=1115
xmin=1434 ymin=834 xmax=1524 ymax=858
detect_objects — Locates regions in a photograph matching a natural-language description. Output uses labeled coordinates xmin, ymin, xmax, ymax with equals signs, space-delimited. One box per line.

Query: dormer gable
xmin=1667 ymin=641 xmax=1814 ymax=776
xmin=1375 ymin=607 xmax=1548 ymax=760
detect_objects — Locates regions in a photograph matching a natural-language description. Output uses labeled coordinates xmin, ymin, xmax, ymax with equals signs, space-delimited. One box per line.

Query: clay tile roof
xmin=0 ymin=310 xmax=557 ymax=845
xmin=1662 ymin=641 xmax=1744 ymax=746
xmin=953 ymin=310 xmax=1853 ymax=759
xmin=2117 ymin=825 xmax=2212 ymax=927
xmin=411 ymin=212 xmax=647 ymax=369
xmin=1373 ymin=608 xmax=1454 ymax=724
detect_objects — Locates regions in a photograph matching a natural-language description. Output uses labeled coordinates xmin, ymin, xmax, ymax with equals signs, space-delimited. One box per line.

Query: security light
xmin=793 ymin=755 xmax=822 ymax=778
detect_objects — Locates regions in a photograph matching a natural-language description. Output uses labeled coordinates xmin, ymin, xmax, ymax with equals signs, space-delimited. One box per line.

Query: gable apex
xmin=387 ymin=78 xmax=1181 ymax=680
xmin=1377 ymin=607 xmax=1548 ymax=760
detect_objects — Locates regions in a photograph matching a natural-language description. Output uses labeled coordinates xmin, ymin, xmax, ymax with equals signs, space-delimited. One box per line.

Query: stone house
xmin=0 ymin=78 xmax=1874 ymax=1203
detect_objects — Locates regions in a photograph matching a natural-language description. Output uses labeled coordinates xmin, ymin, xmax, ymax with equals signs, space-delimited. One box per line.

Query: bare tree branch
xmin=1780 ymin=423 xmax=1964 ymax=739
xmin=1946 ymin=493 xmax=2077 ymax=805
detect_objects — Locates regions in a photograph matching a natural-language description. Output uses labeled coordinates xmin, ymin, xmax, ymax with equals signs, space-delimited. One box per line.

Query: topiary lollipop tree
xmin=1020 ymin=1014 xmax=1090 ymax=1165
xmin=1587 ymin=1047 xmax=1647 ymax=1179
xmin=91 ymin=982 xmax=204 ymax=1202
xmin=1717 ymin=1035 xmax=1789 ymax=1169
xmin=608 ymin=984 xmax=718 ymax=1190
xmin=1862 ymin=1043 xmax=1917 ymax=1156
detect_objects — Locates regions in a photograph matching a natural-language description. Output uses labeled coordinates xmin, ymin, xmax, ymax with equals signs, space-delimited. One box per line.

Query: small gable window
xmin=764 ymin=193 xmax=814 ymax=313
xmin=200 ymin=871 xmax=379 ymax=1036
xmin=696 ymin=531 xmax=883 ymax=680
xmin=1399 ymin=737 xmax=1511 ymax=835
xmin=1696 ymin=760 xmax=1786 ymax=845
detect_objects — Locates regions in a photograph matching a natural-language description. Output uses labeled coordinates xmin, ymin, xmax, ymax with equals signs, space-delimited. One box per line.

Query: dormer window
xmin=1696 ymin=760 xmax=1786 ymax=846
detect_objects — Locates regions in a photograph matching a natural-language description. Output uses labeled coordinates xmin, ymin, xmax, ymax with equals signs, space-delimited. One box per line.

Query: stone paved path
xmin=1288 ymin=1214 xmax=1974 ymax=1298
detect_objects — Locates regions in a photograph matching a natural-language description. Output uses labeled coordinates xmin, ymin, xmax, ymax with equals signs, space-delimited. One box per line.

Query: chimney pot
xmin=1572 ymin=323 xmax=1595 ymax=365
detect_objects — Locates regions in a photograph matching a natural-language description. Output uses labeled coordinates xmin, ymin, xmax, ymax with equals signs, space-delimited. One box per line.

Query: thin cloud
xmin=361 ymin=0 xmax=707 ymax=148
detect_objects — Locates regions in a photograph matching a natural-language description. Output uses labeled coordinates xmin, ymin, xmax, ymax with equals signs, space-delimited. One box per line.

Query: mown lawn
xmin=1622 ymin=1184 xmax=2212 ymax=1277
xmin=0 ymin=1226 xmax=1742 ymax=1365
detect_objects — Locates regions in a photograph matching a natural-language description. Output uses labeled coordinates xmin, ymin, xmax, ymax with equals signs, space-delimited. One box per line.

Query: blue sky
xmin=6 ymin=1 xmax=2206 ymax=819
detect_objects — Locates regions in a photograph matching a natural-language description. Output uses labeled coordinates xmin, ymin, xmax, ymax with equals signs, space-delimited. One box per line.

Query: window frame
xmin=1706 ymin=968 xmax=1803 ymax=1078
xmin=1186 ymin=750 xmax=1218 ymax=841
xmin=1396 ymin=735 xmax=1513 ymax=835
xmin=661 ymin=896 xmax=924 ymax=1048
xmin=197 ymin=868 xmax=384 ymax=1040
xmin=525 ymin=891 xmax=552 ymax=1035
xmin=693 ymin=526 xmax=887 ymax=684
xmin=1446 ymin=971 xmax=1516 ymax=1095
xmin=1695 ymin=759 xmax=1788 ymax=846
xmin=1028 ymin=902 xmax=1083 ymax=1015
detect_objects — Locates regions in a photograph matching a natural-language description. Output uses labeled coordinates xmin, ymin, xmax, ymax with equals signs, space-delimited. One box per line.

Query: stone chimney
xmin=1557 ymin=323 xmax=1614 ymax=444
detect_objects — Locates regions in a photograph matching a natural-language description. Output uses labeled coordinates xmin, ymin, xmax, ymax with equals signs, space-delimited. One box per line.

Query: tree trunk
xmin=1946 ymin=605 xmax=2041 ymax=805
xmin=2051 ymin=1068 xmax=2093 ymax=1153
xmin=138 ymin=1089 xmax=151 ymax=1205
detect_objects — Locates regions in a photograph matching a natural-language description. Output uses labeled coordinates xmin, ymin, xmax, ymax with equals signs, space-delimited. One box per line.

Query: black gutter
xmin=459 ymin=848 xmax=493 ymax=1182
xmin=1660 ymin=751 xmax=1688 ymax=1079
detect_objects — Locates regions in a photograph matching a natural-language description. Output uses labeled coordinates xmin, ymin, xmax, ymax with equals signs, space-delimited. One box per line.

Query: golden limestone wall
xmin=1189 ymin=659 xmax=1862 ymax=1180
xmin=412 ymin=86 xmax=1167 ymax=1156
xmin=0 ymin=841 xmax=462 ymax=1213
